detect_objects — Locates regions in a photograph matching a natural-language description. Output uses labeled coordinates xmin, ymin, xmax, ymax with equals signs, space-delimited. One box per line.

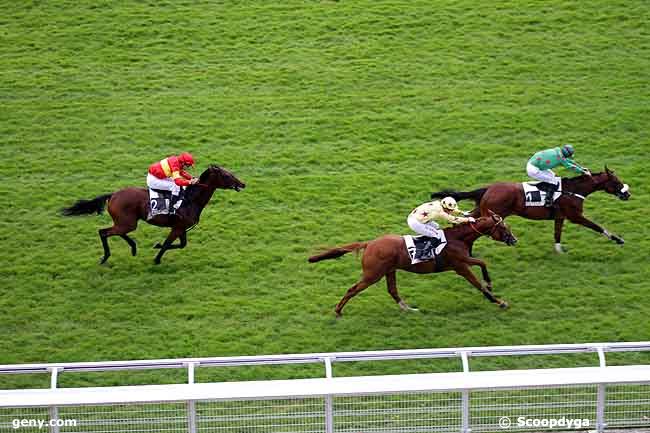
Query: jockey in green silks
xmin=526 ymin=144 xmax=591 ymax=206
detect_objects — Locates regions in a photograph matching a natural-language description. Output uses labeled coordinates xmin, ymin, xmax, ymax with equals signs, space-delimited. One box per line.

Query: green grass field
xmin=1 ymin=0 xmax=649 ymax=388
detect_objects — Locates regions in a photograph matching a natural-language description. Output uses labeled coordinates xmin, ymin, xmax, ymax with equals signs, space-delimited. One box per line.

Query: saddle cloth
xmin=403 ymin=233 xmax=446 ymax=265
xmin=148 ymin=189 xmax=171 ymax=219
xmin=522 ymin=182 xmax=562 ymax=207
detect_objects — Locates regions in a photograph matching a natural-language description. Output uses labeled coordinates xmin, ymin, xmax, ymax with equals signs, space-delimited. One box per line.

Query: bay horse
xmin=62 ymin=165 xmax=245 ymax=264
xmin=308 ymin=212 xmax=517 ymax=317
xmin=431 ymin=167 xmax=630 ymax=253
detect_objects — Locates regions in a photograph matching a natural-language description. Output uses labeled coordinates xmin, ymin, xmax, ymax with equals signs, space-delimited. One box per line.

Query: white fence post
xmin=596 ymin=347 xmax=606 ymax=433
xmin=48 ymin=367 xmax=60 ymax=433
xmin=459 ymin=351 xmax=471 ymax=433
xmin=186 ymin=362 xmax=198 ymax=433
xmin=324 ymin=357 xmax=334 ymax=433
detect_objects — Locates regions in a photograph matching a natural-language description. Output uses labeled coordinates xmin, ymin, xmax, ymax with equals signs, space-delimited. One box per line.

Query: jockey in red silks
xmin=147 ymin=152 xmax=198 ymax=212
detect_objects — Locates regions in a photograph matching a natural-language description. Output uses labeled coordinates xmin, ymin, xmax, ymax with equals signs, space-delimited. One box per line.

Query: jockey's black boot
xmin=543 ymin=183 xmax=557 ymax=207
xmin=414 ymin=237 xmax=436 ymax=261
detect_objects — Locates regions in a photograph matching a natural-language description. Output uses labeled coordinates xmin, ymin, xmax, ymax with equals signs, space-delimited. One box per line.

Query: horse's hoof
xmin=99 ymin=256 xmax=109 ymax=265
xmin=499 ymin=301 xmax=509 ymax=309
xmin=554 ymin=243 xmax=566 ymax=254
xmin=613 ymin=236 xmax=625 ymax=245
xmin=335 ymin=311 xmax=342 ymax=319
xmin=399 ymin=301 xmax=419 ymax=312
xmin=131 ymin=249 xmax=137 ymax=256
xmin=153 ymin=243 xmax=162 ymax=249
xmin=153 ymin=259 xmax=161 ymax=265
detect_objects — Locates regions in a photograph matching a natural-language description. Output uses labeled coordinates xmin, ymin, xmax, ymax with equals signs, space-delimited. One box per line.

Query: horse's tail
xmin=61 ymin=193 xmax=113 ymax=216
xmin=431 ymin=188 xmax=487 ymax=206
xmin=308 ymin=242 xmax=369 ymax=263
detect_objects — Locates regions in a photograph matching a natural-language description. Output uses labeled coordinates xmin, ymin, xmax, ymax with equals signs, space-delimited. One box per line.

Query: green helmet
xmin=561 ymin=144 xmax=575 ymax=157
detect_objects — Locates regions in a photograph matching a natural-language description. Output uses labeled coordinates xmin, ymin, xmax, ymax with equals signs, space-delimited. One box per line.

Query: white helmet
xmin=440 ymin=196 xmax=458 ymax=212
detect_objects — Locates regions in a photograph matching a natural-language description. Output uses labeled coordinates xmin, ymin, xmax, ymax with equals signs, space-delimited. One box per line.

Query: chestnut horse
xmin=431 ymin=167 xmax=630 ymax=253
xmin=309 ymin=213 xmax=517 ymax=317
xmin=62 ymin=165 xmax=245 ymax=264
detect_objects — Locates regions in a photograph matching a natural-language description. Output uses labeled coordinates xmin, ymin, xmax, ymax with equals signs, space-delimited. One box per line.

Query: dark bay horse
xmin=432 ymin=167 xmax=630 ymax=253
xmin=309 ymin=213 xmax=517 ymax=317
xmin=62 ymin=165 xmax=245 ymax=264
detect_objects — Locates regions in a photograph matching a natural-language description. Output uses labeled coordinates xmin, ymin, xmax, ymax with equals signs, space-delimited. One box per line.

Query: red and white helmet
xmin=440 ymin=197 xmax=458 ymax=212
xmin=179 ymin=152 xmax=195 ymax=167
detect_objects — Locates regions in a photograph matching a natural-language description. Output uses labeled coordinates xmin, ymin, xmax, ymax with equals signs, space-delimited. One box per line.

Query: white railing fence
xmin=1 ymin=342 xmax=649 ymax=433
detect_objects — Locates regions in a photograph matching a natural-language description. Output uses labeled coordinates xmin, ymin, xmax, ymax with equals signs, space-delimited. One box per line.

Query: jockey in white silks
xmin=407 ymin=197 xmax=475 ymax=244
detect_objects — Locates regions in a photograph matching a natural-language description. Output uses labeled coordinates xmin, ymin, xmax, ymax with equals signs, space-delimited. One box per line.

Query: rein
xmin=469 ymin=218 xmax=502 ymax=237
xmin=563 ymin=191 xmax=586 ymax=200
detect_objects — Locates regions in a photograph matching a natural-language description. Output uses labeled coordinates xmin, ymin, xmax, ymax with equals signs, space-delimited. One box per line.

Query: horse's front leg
xmin=154 ymin=231 xmax=187 ymax=250
xmin=153 ymin=228 xmax=184 ymax=264
xmin=453 ymin=263 xmax=508 ymax=309
xmin=567 ymin=214 xmax=624 ymax=245
xmin=554 ymin=217 xmax=566 ymax=253
xmin=464 ymin=256 xmax=491 ymax=290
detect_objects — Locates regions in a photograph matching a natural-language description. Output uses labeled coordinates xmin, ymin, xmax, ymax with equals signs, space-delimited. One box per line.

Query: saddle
xmin=403 ymin=233 xmax=446 ymax=265
xmin=148 ymin=189 xmax=172 ymax=219
xmin=522 ymin=181 xmax=562 ymax=207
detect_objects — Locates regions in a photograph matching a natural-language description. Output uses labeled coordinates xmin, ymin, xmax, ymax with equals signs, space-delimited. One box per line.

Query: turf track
xmin=1 ymin=1 xmax=648 ymax=387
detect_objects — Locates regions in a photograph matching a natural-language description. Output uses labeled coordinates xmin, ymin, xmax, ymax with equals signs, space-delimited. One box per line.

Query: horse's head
xmin=598 ymin=166 xmax=630 ymax=201
xmin=199 ymin=165 xmax=246 ymax=191
xmin=474 ymin=210 xmax=517 ymax=246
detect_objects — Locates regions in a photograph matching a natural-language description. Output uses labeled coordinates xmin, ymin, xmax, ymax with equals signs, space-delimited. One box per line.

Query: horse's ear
xmin=605 ymin=165 xmax=611 ymax=174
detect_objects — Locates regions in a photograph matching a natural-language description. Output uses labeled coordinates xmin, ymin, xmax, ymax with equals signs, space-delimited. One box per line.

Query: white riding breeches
xmin=407 ymin=214 xmax=443 ymax=239
xmin=147 ymin=174 xmax=181 ymax=196
xmin=527 ymin=162 xmax=560 ymax=186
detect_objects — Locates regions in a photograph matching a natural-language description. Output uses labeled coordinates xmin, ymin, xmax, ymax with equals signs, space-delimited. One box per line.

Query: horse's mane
xmin=199 ymin=164 xmax=219 ymax=182
xmin=562 ymin=171 xmax=607 ymax=189
xmin=183 ymin=165 xmax=219 ymax=203
xmin=443 ymin=220 xmax=476 ymax=237
xmin=563 ymin=172 xmax=599 ymax=182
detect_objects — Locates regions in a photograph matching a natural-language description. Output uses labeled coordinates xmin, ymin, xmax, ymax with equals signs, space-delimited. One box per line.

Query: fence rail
xmin=1 ymin=342 xmax=650 ymax=433
xmin=2 ymin=341 xmax=650 ymax=384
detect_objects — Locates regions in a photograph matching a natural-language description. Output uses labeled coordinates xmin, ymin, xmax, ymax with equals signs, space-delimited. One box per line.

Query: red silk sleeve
xmin=180 ymin=170 xmax=192 ymax=180
xmin=174 ymin=178 xmax=191 ymax=187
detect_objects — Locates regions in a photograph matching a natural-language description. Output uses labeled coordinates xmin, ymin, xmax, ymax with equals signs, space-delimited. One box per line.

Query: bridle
xmin=470 ymin=216 xmax=504 ymax=238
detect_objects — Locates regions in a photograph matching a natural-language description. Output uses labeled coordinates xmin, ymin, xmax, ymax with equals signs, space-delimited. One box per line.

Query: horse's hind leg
xmin=335 ymin=275 xmax=382 ymax=318
xmin=98 ymin=220 xmax=138 ymax=264
xmin=120 ymin=235 xmax=137 ymax=256
xmin=99 ymin=227 xmax=137 ymax=264
xmin=386 ymin=271 xmax=417 ymax=312
xmin=98 ymin=228 xmax=112 ymax=264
